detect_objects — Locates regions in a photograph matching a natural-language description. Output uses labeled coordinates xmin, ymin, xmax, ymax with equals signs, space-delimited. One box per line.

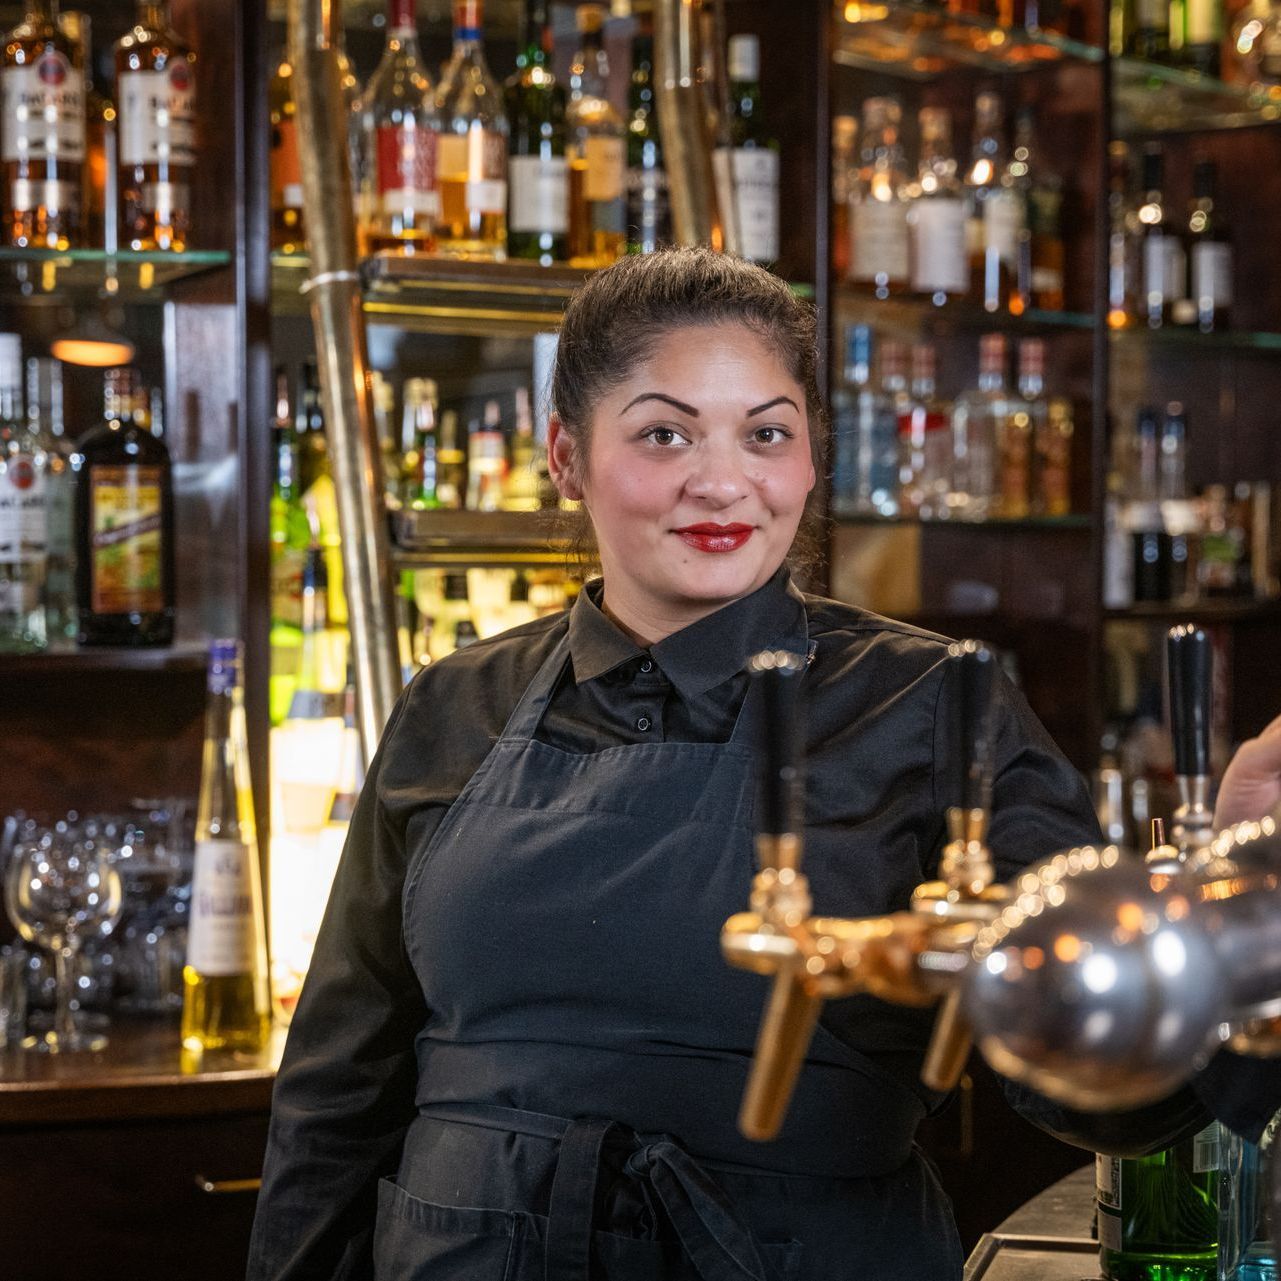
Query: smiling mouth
xmin=672 ymin=524 xmax=755 ymax=553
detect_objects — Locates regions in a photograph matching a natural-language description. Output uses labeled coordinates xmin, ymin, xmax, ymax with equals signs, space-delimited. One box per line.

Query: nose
xmin=684 ymin=434 xmax=751 ymax=508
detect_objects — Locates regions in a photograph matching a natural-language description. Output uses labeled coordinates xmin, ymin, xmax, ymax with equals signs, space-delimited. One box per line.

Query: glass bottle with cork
xmin=908 ymin=107 xmax=968 ymax=307
xmin=114 ymin=0 xmax=196 ymax=251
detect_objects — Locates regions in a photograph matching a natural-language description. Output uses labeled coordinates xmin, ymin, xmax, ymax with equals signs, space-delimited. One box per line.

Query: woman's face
xmin=550 ymin=323 xmax=816 ymax=638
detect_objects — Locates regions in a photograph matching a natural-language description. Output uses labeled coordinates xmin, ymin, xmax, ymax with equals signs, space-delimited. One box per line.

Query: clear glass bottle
xmin=995 ymin=337 xmax=1046 ymax=519
xmin=269 ymin=53 xmax=304 ymax=254
xmin=1173 ymin=0 xmax=1222 ymax=74
xmin=503 ymin=386 xmax=543 ymax=512
xmin=436 ymin=408 xmax=466 ymax=510
xmin=1219 ymin=1120 xmax=1279 ymax=1281
xmin=355 ymin=0 xmax=439 ymax=256
xmin=3 ymin=0 xmax=85 ymax=249
xmin=114 ymin=0 xmax=196 ymax=251
xmin=59 ymin=10 xmax=111 ymax=250
xmin=1135 ymin=143 xmax=1185 ymax=329
xmin=716 ymin=33 xmax=779 ymax=264
xmin=899 ymin=342 xmax=951 ymax=519
xmin=834 ymin=324 xmax=899 ymax=518
xmin=566 ymin=3 xmax=625 ymax=267
xmin=1158 ymin=400 xmax=1187 ymax=501
xmin=466 ymin=398 xmax=506 ymax=511
xmin=1187 ymin=158 xmax=1232 ymax=332
xmin=504 ymin=0 xmax=567 ymax=265
xmin=181 ymin=639 xmax=271 ymax=1055
xmin=626 ymin=27 xmax=670 ymax=256
xmin=435 ymin=0 xmax=508 ymax=261
xmin=848 ymin=96 xmax=909 ymax=299
xmin=0 ymin=335 xmax=47 ymax=651
xmin=949 ymin=333 xmax=1007 ymax=520
xmin=965 ymin=90 xmax=1020 ymax=315
xmin=1108 ymin=141 xmax=1135 ymax=328
xmin=26 ymin=355 xmax=73 ymax=644
xmin=908 ymin=107 xmax=968 ymax=305
xmin=1009 ymin=106 xmax=1064 ymax=314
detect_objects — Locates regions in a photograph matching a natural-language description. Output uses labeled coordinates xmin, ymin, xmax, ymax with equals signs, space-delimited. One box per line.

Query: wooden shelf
xmin=392 ymin=508 xmax=572 ymax=568
xmin=1104 ymin=599 xmax=1281 ymax=624
xmin=0 ymin=644 xmax=207 ymax=677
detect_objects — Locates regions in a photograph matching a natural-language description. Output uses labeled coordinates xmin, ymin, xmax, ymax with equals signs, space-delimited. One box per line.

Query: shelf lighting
xmin=50 ymin=309 xmax=136 ymax=367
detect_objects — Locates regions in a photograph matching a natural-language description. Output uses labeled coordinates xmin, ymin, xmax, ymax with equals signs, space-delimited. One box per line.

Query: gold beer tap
xmin=724 ymin=641 xmax=1009 ymax=1141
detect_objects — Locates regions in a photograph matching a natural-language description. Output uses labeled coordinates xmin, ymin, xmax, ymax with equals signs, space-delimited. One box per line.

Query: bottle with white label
xmin=182 ymin=638 xmax=271 ymax=1054
xmin=716 ymin=33 xmax=779 ymax=265
xmin=907 ymin=107 xmax=968 ymax=306
xmin=1186 ymin=159 xmax=1232 ymax=333
xmin=114 ymin=1 xmax=195 ymax=251
xmin=354 ymin=0 xmax=439 ymax=256
xmin=0 ymin=335 xmax=47 ymax=652
xmin=436 ymin=0 xmax=509 ymax=261
xmin=566 ymin=3 xmax=625 ymax=267
xmin=848 ymin=96 xmax=909 ymax=299
xmin=965 ymin=90 xmax=1021 ymax=315
xmin=3 ymin=0 xmax=86 ymax=250
xmin=26 ymin=356 xmax=72 ymax=644
xmin=1135 ymin=143 xmax=1185 ymax=329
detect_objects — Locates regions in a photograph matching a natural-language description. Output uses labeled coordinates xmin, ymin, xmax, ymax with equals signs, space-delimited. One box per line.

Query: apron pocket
xmin=592 ymin=1229 xmax=803 ymax=1281
xmin=373 ymin=1177 xmax=522 ymax=1281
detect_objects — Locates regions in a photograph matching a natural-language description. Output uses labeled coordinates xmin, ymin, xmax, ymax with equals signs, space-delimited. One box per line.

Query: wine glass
xmin=4 ymin=824 xmax=123 ymax=1052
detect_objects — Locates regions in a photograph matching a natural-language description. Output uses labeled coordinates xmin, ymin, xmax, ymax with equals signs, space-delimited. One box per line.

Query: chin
xmin=666 ymin=557 xmax=776 ymax=606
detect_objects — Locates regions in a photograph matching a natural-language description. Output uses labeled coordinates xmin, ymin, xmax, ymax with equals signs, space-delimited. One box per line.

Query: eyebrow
xmin=747 ymin=396 xmax=800 ymax=416
xmin=620 ymin=392 xmax=801 ymax=417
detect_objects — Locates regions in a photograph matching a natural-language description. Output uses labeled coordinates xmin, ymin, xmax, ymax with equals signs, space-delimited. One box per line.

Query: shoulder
xmin=801 ymin=590 xmax=955 ymax=683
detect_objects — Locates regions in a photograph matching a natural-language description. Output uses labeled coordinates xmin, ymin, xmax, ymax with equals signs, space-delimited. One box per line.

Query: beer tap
xmin=1168 ymin=624 xmax=1217 ymax=857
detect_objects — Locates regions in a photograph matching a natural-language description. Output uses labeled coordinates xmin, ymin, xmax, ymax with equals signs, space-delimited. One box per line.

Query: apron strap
xmin=545 ymin=1117 xmax=617 ymax=1281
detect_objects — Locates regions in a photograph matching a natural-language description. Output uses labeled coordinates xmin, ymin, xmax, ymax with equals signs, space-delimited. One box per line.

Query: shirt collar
xmin=567 ymin=568 xmax=809 ymax=698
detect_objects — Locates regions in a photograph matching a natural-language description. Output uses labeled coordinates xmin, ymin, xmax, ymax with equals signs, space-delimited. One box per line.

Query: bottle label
xmin=1144 ymin=233 xmax=1186 ymax=302
xmin=1193 ymin=1122 xmax=1222 ymax=1173
xmin=89 ymin=465 xmax=164 ymax=615
xmin=509 ymin=154 xmax=568 ymax=233
xmin=119 ymin=65 xmax=197 ymax=168
xmin=437 ymin=129 xmax=507 ymax=213
xmin=271 ymin=118 xmax=303 ymax=210
xmin=44 ymin=461 xmax=71 ymax=556
xmin=376 ymin=124 xmax=439 ymax=215
xmin=188 ymin=838 xmax=259 ymax=976
xmin=850 ymin=198 xmax=909 ymax=283
xmin=0 ymin=453 xmax=47 ymax=562
xmin=582 ymin=135 xmax=625 ymax=203
xmin=1191 ymin=241 xmax=1232 ymax=309
xmin=626 ymin=163 xmax=671 ymax=252
xmin=2 ymin=55 xmax=86 ymax=163
xmin=270 ymin=544 xmax=305 ymax=629
xmin=1031 ymin=263 xmax=1064 ymax=295
xmin=715 ymin=146 xmax=780 ymax=263
xmin=1095 ymin=1152 xmax=1122 ymax=1250
xmin=911 ymin=197 xmax=968 ymax=293
xmin=984 ymin=189 xmax=1024 ymax=265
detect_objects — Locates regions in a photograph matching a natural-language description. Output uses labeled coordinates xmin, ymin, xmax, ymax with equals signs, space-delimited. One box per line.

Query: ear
xmin=547 ymin=414 xmax=584 ymax=502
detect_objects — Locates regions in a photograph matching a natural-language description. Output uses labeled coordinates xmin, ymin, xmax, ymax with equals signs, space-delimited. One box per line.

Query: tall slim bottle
xmin=626 ymin=29 xmax=670 ymax=255
xmin=27 ymin=355 xmax=73 ymax=643
xmin=0 ymin=335 xmax=47 ymax=651
xmin=58 ymin=10 xmax=111 ymax=249
xmin=182 ymin=639 xmax=271 ymax=1054
xmin=1135 ymin=143 xmax=1185 ymax=329
xmin=948 ymin=334 xmax=1007 ymax=519
xmin=504 ymin=0 xmax=568 ymax=264
xmin=1009 ymin=107 xmax=1064 ymax=313
xmin=716 ymin=33 xmax=779 ymax=264
xmin=847 ymin=96 xmax=909 ymax=299
xmin=965 ymin=90 xmax=1020 ymax=314
xmin=114 ymin=0 xmax=196 ymax=251
xmin=269 ymin=368 xmax=309 ymax=725
xmin=3 ymin=0 xmax=85 ymax=249
xmin=435 ymin=0 xmax=509 ymax=260
xmin=908 ymin=107 xmax=968 ymax=306
xmin=1186 ymin=158 xmax=1232 ymax=332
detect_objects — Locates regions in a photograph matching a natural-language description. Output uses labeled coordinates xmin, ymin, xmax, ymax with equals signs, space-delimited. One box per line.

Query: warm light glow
xmin=1022 ymin=946 xmax=1045 ymax=970
xmin=1053 ymin=933 xmax=1082 ymax=963
xmin=843 ymin=1 xmax=890 ymax=22
xmin=49 ymin=336 xmax=137 ymax=367
xmin=1116 ymin=901 xmax=1145 ymax=933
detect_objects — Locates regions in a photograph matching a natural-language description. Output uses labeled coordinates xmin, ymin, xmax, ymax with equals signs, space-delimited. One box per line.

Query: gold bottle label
xmin=89 ymin=464 xmax=163 ymax=614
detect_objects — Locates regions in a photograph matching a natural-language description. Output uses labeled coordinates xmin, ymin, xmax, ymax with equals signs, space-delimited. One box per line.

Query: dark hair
xmin=551 ymin=247 xmax=828 ymax=578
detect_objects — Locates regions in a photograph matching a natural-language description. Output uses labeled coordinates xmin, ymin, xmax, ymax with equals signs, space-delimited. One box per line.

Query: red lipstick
xmin=673 ymin=523 xmax=754 ymax=553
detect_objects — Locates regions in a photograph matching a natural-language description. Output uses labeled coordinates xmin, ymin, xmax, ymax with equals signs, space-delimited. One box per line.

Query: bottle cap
xmin=728 ymin=33 xmax=759 ymax=81
xmin=444 ymin=571 xmax=470 ymax=600
xmin=454 ymin=0 xmax=482 ymax=36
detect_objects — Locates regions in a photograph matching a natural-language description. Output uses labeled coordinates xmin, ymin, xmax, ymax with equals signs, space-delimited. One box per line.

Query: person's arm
xmin=1214 ymin=711 xmax=1281 ymax=828
xmin=246 ymin=693 xmax=427 ymax=1281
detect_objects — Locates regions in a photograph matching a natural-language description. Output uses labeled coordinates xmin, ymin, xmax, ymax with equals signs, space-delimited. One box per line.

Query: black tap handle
xmin=949 ymin=640 xmax=997 ymax=815
xmin=748 ymin=649 xmax=807 ymax=838
xmin=1167 ymin=624 xmax=1211 ymax=779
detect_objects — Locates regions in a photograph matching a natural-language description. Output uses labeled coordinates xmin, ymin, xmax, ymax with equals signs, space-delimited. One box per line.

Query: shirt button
xmin=639 ymin=659 xmax=653 ymax=674
xmin=636 ymin=716 xmax=652 ymax=732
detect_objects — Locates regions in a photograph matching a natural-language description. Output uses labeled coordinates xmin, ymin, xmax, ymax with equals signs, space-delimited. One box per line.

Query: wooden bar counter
xmin=0 ymin=1019 xmax=282 ymax=1281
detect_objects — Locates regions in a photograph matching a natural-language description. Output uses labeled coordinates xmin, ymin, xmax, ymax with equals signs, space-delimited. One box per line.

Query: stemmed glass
xmin=4 ymin=823 xmax=123 ymax=1052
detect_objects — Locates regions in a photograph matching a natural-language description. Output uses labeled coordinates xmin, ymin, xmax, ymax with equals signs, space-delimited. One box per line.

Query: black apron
xmin=374 ymin=624 xmax=963 ymax=1280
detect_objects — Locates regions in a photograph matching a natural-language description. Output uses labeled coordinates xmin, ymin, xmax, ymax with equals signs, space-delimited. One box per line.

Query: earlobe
xmin=547 ymin=415 xmax=584 ymax=502
xmin=807 ymin=464 xmax=817 ymax=493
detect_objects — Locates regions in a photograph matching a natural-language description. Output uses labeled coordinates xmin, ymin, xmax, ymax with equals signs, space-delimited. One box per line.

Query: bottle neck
xmin=29 ymin=0 xmax=59 ymax=25
xmin=137 ymin=1 xmax=169 ymax=31
xmin=519 ymin=0 xmax=550 ymax=67
xmin=1019 ymin=370 xmax=1044 ymax=398
xmin=198 ymin=661 xmax=253 ymax=843
xmin=573 ymin=36 xmax=608 ymax=95
xmin=978 ymin=367 xmax=1005 ymax=392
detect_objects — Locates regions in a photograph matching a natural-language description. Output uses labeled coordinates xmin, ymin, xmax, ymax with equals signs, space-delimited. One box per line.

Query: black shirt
xmin=251 ymin=570 xmax=1232 ymax=1279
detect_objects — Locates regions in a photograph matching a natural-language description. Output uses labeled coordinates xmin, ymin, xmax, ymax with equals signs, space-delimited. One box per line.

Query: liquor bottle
xmin=847 ymin=96 xmax=909 ymax=299
xmin=26 ymin=355 xmax=73 ymax=643
xmin=907 ymin=107 xmax=968 ymax=305
xmin=269 ymin=54 xmax=304 ymax=254
xmin=1108 ymin=141 xmax=1134 ymax=328
xmin=504 ymin=0 xmax=568 ymax=265
xmin=295 ymin=366 xmax=346 ymax=632
xmin=1009 ymin=107 xmax=1065 ymax=313
xmin=1135 ymin=143 xmax=1185 ymax=329
xmin=404 ymin=377 xmax=441 ymax=511
xmin=59 ymin=11 xmax=112 ymax=250
xmin=965 ymin=90 xmax=1020 ymax=314
xmin=626 ymin=29 xmax=670 ymax=255
xmin=833 ymin=325 xmax=899 ymax=518
xmin=74 ymin=368 xmax=174 ymax=646
xmin=435 ymin=0 xmax=509 ymax=261
xmin=3 ymin=0 xmax=85 ymax=249
xmin=1158 ymin=401 xmax=1187 ymax=501
xmin=898 ymin=343 xmax=951 ymax=519
xmin=0 ymin=335 xmax=47 ymax=652
xmin=1230 ymin=0 xmax=1281 ymax=85
xmin=1035 ymin=396 xmax=1074 ymax=516
xmin=566 ymin=3 xmax=625 ymax=267
xmin=115 ymin=0 xmax=196 ymax=252
xmin=269 ymin=368 xmax=309 ymax=725
xmin=716 ymin=33 xmax=779 ymax=265
xmin=1173 ymin=0 xmax=1222 ymax=74
xmin=467 ymin=399 xmax=506 ymax=512
xmin=355 ymin=0 xmax=439 ymax=256
xmin=1129 ymin=0 xmax=1172 ymax=57
xmin=830 ymin=113 xmax=857 ymax=280
xmin=949 ymin=334 xmax=1007 ymax=520
xmin=436 ymin=408 xmax=466 ymax=509
xmin=995 ymin=338 xmax=1046 ymax=519
xmin=504 ymin=386 xmax=542 ymax=511
xmin=182 ymin=639 xmax=271 ymax=1054
xmin=1186 ymin=159 xmax=1232 ymax=332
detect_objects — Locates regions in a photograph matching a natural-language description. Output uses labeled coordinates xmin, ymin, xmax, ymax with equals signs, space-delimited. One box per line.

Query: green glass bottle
xmin=625 ymin=30 xmax=670 ymax=255
xmin=1096 ymin=1123 xmax=1223 ymax=1281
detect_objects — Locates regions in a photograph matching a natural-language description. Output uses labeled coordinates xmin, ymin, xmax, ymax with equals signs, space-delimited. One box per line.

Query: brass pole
xmin=288 ymin=0 xmax=402 ymax=759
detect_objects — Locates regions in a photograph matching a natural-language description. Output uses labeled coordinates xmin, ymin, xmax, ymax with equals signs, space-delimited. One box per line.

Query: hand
xmin=1214 ymin=713 xmax=1281 ymax=828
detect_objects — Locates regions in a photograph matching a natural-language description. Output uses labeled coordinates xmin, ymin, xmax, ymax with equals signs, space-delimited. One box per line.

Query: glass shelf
xmin=1104 ymin=598 xmax=1281 ymax=623
xmin=0 ymin=643 xmax=208 ymax=677
xmin=834 ymin=512 xmax=1092 ymax=529
xmin=0 ymin=248 xmax=231 ymax=298
xmin=832 ymin=0 xmax=1101 ymax=80
xmin=1113 ymin=58 xmax=1281 ymax=134
xmin=833 ymin=286 xmax=1095 ymax=334
xmin=392 ymin=508 xmax=571 ymax=568
xmin=1109 ymin=322 xmax=1281 ymax=352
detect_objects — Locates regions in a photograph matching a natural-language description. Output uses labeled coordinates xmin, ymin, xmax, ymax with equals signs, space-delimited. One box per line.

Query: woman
xmin=248 ymin=249 xmax=1220 ymax=1281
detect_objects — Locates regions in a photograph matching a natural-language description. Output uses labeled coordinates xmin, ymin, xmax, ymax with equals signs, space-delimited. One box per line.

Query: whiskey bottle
xmin=1135 ymin=143 xmax=1184 ymax=329
xmin=566 ymin=3 xmax=625 ymax=267
xmin=0 ymin=334 xmax=47 ymax=652
xmin=74 ymin=367 xmax=175 ymax=646
xmin=58 ymin=10 xmax=111 ymax=250
xmin=115 ymin=1 xmax=196 ymax=252
xmin=505 ymin=0 xmax=568 ymax=265
xmin=965 ymin=90 xmax=1020 ymax=314
xmin=436 ymin=408 xmax=466 ymax=510
xmin=847 ymin=96 xmax=909 ymax=299
xmin=466 ymin=399 xmax=506 ymax=512
xmin=355 ymin=0 xmax=439 ymax=255
xmin=269 ymin=53 xmax=304 ymax=254
xmin=503 ymin=386 xmax=542 ymax=511
xmin=907 ymin=107 xmax=968 ymax=305
xmin=1009 ymin=107 xmax=1065 ymax=313
xmin=1035 ymin=397 xmax=1074 ymax=516
xmin=626 ymin=29 xmax=670 ymax=255
xmin=182 ymin=638 xmax=271 ymax=1054
xmin=994 ymin=337 xmax=1046 ymax=519
xmin=1186 ymin=158 xmax=1232 ymax=332
xmin=716 ymin=33 xmax=779 ymax=264
xmin=435 ymin=0 xmax=509 ymax=261
xmin=3 ymin=0 xmax=85 ymax=250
